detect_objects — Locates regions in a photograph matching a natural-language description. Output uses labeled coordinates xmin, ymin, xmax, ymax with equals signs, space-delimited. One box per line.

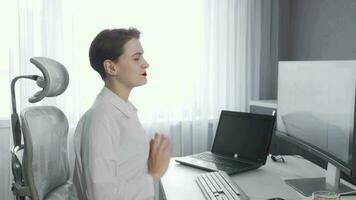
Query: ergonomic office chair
xmin=10 ymin=57 xmax=77 ymax=200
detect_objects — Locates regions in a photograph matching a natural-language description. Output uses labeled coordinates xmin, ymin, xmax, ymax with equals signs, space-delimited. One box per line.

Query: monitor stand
xmin=285 ymin=163 xmax=356 ymax=196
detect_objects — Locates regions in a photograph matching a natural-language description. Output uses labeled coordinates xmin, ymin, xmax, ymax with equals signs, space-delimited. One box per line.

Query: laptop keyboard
xmin=191 ymin=153 xmax=251 ymax=168
xmin=196 ymin=171 xmax=248 ymax=200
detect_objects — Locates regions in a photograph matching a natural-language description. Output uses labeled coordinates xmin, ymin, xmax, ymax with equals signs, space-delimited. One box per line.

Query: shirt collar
xmin=98 ymin=87 xmax=137 ymax=118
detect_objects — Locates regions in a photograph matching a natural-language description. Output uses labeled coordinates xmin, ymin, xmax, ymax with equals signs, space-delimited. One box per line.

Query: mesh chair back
xmin=21 ymin=106 xmax=70 ymax=200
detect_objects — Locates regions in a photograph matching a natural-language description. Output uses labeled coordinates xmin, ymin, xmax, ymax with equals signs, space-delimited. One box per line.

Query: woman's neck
xmin=104 ymin=80 xmax=131 ymax=102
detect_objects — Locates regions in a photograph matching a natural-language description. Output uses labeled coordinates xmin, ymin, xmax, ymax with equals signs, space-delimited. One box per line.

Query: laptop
xmin=175 ymin=110 xmax=276 ymax=175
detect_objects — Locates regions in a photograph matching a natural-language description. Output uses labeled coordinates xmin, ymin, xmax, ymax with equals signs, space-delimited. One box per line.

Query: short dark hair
xmin=89 ymin=28 xmax=141 ymax=80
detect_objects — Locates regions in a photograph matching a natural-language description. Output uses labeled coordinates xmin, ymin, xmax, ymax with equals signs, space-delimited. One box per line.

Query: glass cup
xmin=312 ymin=191 xmax=340 ymax=200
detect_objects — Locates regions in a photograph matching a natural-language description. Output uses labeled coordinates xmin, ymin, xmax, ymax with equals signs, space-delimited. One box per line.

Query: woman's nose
xmin=142 ymin=58 xmax=149 ymax=68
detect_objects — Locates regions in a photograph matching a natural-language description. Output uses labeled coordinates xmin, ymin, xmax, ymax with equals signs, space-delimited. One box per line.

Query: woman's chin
xmin=134 ymin=79 xmax=148 ymax=87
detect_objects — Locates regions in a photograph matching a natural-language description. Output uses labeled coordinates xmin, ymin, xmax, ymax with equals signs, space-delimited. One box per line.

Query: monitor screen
xmin=277 ymin=61 xmax=356 ymax=171
xmin=212 ymin=111 xmax=275 ymax=163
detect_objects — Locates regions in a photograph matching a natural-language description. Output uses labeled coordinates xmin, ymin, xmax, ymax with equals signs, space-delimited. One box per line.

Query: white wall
xmin=0 ymin=121 xmax=12 ymax=199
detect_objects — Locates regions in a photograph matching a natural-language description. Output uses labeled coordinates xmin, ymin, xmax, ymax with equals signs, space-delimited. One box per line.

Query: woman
xmin=73 ymin=28 xmax=171 ymax=200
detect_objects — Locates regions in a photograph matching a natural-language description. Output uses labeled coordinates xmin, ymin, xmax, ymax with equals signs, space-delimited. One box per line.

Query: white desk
xmin=161 ymin=156 xmax=356 ymax=200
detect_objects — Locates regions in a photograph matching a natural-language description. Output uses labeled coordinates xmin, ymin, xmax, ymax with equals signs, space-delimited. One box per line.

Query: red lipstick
xmin=142 ymin=72 xmax=147 ymax=77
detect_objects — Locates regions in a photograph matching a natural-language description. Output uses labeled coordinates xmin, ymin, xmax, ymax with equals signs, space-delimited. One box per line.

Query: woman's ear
xmin=103 ymin=59 xmax=119 ymax=76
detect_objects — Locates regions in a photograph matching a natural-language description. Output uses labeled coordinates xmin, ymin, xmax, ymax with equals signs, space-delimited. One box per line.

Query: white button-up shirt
xmin=73 ymin=87 xmax=154 ymax=200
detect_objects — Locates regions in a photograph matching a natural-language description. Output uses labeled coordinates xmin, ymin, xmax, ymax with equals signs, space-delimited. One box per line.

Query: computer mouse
xmin=266 ymin=198 xmax=285 ymax=200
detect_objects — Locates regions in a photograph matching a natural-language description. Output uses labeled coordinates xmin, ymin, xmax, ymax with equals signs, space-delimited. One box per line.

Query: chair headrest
xmin=28 ymin=57 xmax=69 ymax=103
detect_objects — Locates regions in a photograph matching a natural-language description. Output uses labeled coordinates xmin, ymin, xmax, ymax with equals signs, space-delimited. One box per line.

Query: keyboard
xmin=196 ymin=171 xmax=249 ymax=200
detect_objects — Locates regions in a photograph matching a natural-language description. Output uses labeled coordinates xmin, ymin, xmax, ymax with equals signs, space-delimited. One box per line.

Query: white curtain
xmin=7 ymin=0 xmax=267 ymax=157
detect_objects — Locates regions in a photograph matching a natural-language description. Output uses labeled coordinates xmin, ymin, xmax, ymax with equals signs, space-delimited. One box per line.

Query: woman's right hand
xmin=148 ymin=133 xmax=171 ymax=181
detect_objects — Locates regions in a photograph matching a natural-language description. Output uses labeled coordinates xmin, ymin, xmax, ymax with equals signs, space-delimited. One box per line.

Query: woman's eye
xmin=134 ymin=58 xmax=139 ymax=61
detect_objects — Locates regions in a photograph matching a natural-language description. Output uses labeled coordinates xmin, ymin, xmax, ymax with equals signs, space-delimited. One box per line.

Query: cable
xmin=270 ymin=154 xmax=285 ymax=163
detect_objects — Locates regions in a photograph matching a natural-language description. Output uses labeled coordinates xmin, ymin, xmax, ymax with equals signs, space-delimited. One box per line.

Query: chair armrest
xmin=11 ymin=145 xmax=31 ymax=197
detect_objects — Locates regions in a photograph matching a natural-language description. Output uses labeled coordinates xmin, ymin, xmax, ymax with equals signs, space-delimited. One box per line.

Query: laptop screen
xmin=212 ymin=111 xmax=276 ymax=163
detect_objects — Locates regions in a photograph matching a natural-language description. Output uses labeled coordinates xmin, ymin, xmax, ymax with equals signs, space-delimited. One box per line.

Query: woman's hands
xmin=148 ymin=133 xmax=171 ymax=181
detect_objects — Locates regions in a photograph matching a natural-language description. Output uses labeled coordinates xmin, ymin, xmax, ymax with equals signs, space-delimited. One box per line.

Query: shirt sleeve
xmin=84 ymin=110 xmax=155 ymax=200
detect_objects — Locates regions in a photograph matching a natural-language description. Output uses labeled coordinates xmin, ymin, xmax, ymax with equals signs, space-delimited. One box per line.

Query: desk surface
xmin=161 ymin=156 xmax=356 ymax=200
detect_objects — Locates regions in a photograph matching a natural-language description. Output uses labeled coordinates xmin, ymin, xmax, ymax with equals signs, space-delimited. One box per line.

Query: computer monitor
xmin=276 ymin=60 xmax=356 ymax=196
